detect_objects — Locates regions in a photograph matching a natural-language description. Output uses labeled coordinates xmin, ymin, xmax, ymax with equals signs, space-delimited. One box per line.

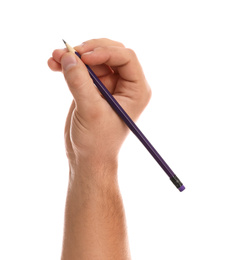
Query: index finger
xmin=74 ymin=38 xmax=125 ymax=54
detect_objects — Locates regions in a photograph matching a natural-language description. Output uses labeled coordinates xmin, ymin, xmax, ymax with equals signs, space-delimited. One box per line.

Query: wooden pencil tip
xmin=62 ymin=39 xmax=66 ymax=45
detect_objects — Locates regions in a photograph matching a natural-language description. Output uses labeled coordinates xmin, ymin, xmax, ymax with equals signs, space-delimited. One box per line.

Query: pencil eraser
xmin=170 ymin=175 xmax=185 ymax=192
xmin=179 ymin=185 xmax=185 ymax=192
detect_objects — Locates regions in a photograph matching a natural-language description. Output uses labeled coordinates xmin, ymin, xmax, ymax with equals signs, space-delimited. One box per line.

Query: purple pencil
xmin=63 ymin=40 xmax=185 ymax=192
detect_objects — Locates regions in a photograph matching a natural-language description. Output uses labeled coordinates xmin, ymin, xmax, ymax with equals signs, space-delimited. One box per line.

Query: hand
xmin=48 ymin=38 xmax=151 ymax=169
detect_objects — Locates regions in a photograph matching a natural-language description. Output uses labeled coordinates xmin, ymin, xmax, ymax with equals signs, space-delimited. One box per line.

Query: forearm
xmin=61 ymin=158 xmax=131 ymax=260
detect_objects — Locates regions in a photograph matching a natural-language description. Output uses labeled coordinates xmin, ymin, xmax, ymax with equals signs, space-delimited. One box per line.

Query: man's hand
xmin=48 ymin=38 xmax=151 ymax=169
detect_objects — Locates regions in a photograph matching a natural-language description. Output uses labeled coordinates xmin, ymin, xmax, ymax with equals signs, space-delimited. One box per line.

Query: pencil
xmin=62 ymin=40 xmax=185 ymax=192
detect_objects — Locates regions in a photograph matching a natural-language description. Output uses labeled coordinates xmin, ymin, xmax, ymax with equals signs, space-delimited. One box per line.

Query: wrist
xmin=68 ymin=155 xmax=119 ymax=185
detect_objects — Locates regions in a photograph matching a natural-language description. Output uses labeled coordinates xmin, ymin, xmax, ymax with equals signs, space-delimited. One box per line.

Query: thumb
xmin=61 ymin=52 xmax=101 ymax=110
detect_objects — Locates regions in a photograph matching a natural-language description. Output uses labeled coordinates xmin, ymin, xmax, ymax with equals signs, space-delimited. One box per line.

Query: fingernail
xmin=74 ymin=42 xmax=85 ymax=51
xmin=77 ymin=42 xmax=85 ymax=47
xmin=82 ymin=51 xmax=94 ymax=56
xmin=62 ymin=54 xmax=78 ymax=72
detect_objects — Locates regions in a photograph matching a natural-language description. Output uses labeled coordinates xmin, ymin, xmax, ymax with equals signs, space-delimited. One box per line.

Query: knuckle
xmin=99 ymin=38 xmax=125 ymax=47
xmin=67 ymin=74 xmax=90 ymax=93
xmin=114 ymin=40 xmax=125 ymax=48
xmin=67 ymin=74 xmax=80 ymax=88
xmin=92 ymin=38 xmax=100 ymax=43
xmin=100 ymin=37 xmax=110 ymax=42
xmin=126 ymin=48 xmax=137 ymax=57
xmin=83 ymin=38 xmax=99 ymax=46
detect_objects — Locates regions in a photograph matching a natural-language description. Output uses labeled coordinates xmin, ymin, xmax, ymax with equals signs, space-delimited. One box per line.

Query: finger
xmin=61 ymin=52 xmax=102 ymax=117
xmin=81 ymin=46 xmax=145 ymax=83
xmin=48 ymin=49 xmax=67 ymax=71
xmin=74 ymin=38 xmax=125 ymax=54
xmin=47 ymin=57 xmax=62 ymax=71
xmin=52 ymin=49 xmax=67 ymax=63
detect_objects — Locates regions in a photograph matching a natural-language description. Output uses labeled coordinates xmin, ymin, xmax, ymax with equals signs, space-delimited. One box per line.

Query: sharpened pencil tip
xmin=62 ymin=39 xmax=66 ymax=45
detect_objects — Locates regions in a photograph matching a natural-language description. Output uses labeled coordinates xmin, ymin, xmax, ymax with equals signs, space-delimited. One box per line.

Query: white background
xmin=0 ymin=0 xmax=232 ymax=259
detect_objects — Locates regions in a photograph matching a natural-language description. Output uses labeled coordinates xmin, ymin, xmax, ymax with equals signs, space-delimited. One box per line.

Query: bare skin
xmin=47 ymin=38 xmax=151 ymax=260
